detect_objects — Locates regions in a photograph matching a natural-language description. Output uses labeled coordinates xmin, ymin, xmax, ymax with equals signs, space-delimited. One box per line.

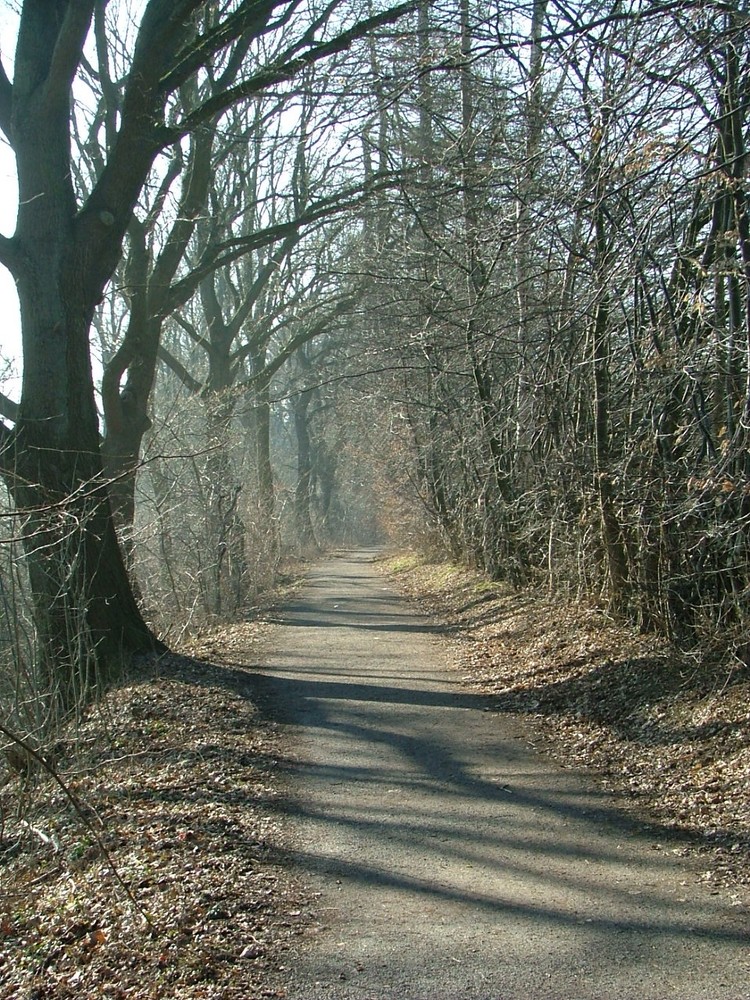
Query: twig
xmin=0 ymin=722 xmax=159 ymax=932
xmin=18 ymin=819 xmax=61 ymax=851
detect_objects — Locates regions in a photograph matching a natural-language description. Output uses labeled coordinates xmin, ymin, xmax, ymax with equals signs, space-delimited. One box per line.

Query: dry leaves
xmin=0 ymin=626 xmax=305 ymax=1000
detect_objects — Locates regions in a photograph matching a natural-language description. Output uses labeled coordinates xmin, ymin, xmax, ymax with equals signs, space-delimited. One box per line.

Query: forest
xmin=0 ymin=0 xmax=748 ymax=769
xmin=0 ymin=4 xmax=749 ymax=995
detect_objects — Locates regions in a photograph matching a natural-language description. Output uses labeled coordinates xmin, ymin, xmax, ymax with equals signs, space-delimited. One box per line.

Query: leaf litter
xmin=0 ymin=619 xmax=308 ymax=1000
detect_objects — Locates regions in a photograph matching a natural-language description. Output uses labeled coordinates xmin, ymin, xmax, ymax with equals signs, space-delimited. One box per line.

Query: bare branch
xmin=0 ymin=720 xmax=156 ymax=929
xmin=75 ymin=2 xmax=205 ymax=271
xmin=171 ymin=311 xmax=210 ymax=352
xmin=261 ymin=301 xmax=357 ymax=384
xmin=164 ymin=172 xmax=400 ymax=315
xmin=93 ymin=0 xmax=119 ymax=152
xmin=157 ymin=342 xmax=203 ymax=394
xmin=0 ymin=58 xmax=13 ymax=142
xmin=226 ymin=232 xmax=300 ymax=341
xmin=0 ymin=390 xmax=18 ymax=423
xmin=156 ymin=0 xmax=286 ymax=97
xmin=46 ymin=1 xmax=96 ymax=99
xmin=163 ymin=1 xmax=418 ymax=142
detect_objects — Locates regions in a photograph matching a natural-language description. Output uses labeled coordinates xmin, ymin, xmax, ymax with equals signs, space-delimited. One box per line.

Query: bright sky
xmin=0 ymin=145 xmax=19 ymax=384
xmin=0 ymin=6 xmax=20 ymax=397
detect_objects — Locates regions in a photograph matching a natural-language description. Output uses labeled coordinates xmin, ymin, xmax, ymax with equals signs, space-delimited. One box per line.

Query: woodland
xmin=0 ymin=0 xmax=748 ymax=725
xmin=0 ymin=1 xmax=748 ymax=992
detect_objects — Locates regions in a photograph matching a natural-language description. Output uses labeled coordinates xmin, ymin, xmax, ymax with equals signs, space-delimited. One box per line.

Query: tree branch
xmin=0 ymin=719 xmax=156 ymax=930
xmin=0 ymin=390 xmax=19 ymax=424
xmin=157 ymin=343 xmax=203 ymax=394
xmin=93 ymin=0 xmax=120 ymax=153
xmin=156 ymin=0 xmax=283 ymax=97
xmin=164 ymin=173 xmax=399 ymax=316
xmin=149 ymin=124 xmax=213 ymax=310
xmin=163 ymin=1 xmax=418 ymax=143
xmin=0 ymin=58 xmax=13 ymax=142
xmin=227 ymin=232 xmax=300 ymax=341
xmin=0 ymin=235 xmax=20 ymax=276
xmin=171 ymin=312 xmax=210 ymax=352
xmin=45 ymin=1 xmax=96 ymax=98
xmin=75 ymin=1 xmax=203 ymax=282
xmin=0 ymin=420 xmax=15 ymax=475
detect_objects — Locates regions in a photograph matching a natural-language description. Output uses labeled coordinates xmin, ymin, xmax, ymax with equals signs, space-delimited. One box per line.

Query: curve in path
xmin=257 ymin=551 xmax=749 ymax=1000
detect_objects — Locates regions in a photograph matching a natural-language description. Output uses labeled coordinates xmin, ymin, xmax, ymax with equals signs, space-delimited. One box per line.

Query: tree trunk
xmin=293 ymin=386 xmax=319 ymax=550
xmin=589 ymin=111 xmax=628 ymax=609
xmin=0 ymin=5 xmax=164 ymax=709
xmin=204 ymin=393 xmax=248 ymax=616
xmin=9 ymin=292 xmax=160 ymax=710
xmin=247 ymin=349 xmax=278 ymax=555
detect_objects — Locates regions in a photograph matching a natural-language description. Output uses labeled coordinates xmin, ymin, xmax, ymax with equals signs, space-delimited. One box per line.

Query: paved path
xmin=258 ymin=551 xmax=749 ymax=999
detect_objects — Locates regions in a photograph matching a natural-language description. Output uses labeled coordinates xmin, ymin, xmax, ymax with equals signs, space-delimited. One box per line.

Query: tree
xmin=0 ymin=0 xmax=418 ymax=711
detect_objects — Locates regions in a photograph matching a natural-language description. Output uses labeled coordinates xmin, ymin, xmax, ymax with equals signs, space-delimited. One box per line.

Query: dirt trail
xmin=258 ymin=551 xmax=749 ymax=1000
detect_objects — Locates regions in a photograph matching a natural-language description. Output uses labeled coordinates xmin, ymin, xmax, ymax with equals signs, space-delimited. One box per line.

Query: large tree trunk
xmin=9 ymin=297 xmax=160 ymax=711
xmin=12 ymin=452 xmax=159 ymax=710
xmin=10 ymin=180 xmax=161 ymax=704
xmin=0 ymin=4 xmax=163 ymax=710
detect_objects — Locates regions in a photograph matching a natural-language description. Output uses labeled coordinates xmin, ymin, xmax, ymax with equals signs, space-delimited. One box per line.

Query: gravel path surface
xmin=258 ymin=551 xmax=749 ymax=1000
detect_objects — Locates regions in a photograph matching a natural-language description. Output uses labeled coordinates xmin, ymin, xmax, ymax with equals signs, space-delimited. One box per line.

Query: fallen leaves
xmin=0 ymin=639 xmax=307 ymax=1000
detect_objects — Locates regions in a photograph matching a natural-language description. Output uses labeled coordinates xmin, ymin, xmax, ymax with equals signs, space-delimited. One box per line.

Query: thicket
xmin=360 ymin=0 xmax=750 ymax=666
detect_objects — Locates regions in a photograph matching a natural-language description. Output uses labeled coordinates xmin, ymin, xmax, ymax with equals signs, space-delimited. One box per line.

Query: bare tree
xmin=0 ymin=0 xmax=418 ymax=709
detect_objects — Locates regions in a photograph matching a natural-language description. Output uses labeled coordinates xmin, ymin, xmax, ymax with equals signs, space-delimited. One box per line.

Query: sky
xmin=0 ymin=145 xmax=19 ymax=387
xmin=0 ymin=6 xmax=20 ymax=399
